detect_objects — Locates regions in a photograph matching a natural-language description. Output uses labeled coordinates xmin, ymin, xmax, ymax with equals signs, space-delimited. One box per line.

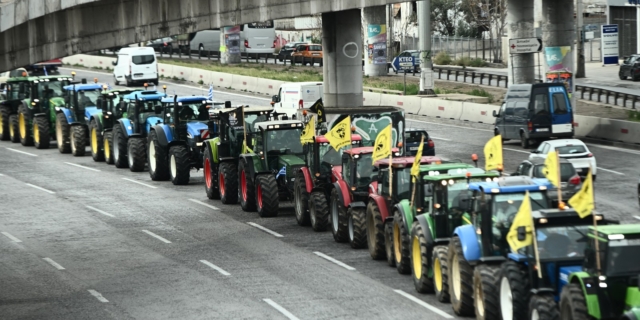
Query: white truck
xmin=270 ymin=82 xmax=323 ymax=119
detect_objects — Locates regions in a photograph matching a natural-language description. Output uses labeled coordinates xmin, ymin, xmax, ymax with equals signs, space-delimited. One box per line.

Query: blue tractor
xmin=446 ymin=176 xmax=554 ymax=319
xmin=111 ymin=89 xmax=167 ymax=171
xmin=148 ymin=95 xmax=229 ymax=185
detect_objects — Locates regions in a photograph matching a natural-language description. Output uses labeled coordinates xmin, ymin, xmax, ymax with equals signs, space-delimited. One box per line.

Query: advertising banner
xmin=367 ymin=24 xmax=387 ymax=65
xmin=224 ymin=26 xmax=241 ymax=55
xmin=601 ymin=24 xmax=619 ymax=66
xmin=544 ymin=46 xmax=573 ymax=95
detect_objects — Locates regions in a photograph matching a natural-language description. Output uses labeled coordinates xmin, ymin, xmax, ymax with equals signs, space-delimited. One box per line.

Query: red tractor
xmin=294 ymin=134 xmax=362 ymax=231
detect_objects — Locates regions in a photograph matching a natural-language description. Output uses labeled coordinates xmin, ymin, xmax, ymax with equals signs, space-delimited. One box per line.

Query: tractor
xmin=147 ymin=95 xmax=230 ymax=185
xmin=237 ymin=119 xmax=306 ymax=217
xmin=89 ymin=87 xmax=139 ymax=162
xmin=446 ymin=176 xmax=553 ymax=318
xmin=293 ymin=133 xmax=362 ymax=231
xmin=560 ymin=224 xmax=640 ymax=320
xmin=408 ymin=164 xmax=500 ymax=300
xmin=111 ymin=89 xmax=167 ymax=170
xmin=203 ymin=106 xmax=273 ymax=204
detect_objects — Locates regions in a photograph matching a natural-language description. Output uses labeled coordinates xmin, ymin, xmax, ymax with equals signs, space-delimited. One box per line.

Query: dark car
xmin=619 ymin=54 xmax=640 ymax=81
xmin=512 ymin=158 xmax=582 ymax=206
xmin=147 ymin=37 xmax=175 ymax=53
xmin=276 ymin=42 xmax=307 ymax=62
xmin=405 ymin=129 xmax=435 ymax=157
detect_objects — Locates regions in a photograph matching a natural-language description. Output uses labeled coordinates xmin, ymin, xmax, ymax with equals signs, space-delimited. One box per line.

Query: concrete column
xmin=540 ymin=0 xmax=574 ymax=51
xmin=220 ymin=26 xmax=241 ymax=65
xmin=363 ymin=6 xmax=388 ymax=77
xmin=507 ymin=0 xmax=536 ymax=84
xmin=322 ymin=9 xmax=363 ymax=107
xmin=417 ymin=0 xmax=434 ymax=95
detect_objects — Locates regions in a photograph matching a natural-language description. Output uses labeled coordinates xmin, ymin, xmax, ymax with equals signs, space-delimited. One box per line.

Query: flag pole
xmin=388 ymin=126 xmax=393 ymax=199
xmin=528 ymin=192 xmax=543 ymax=279
xmin=556 ymin=150 xmax=563 ymax=207
xmin=589 ymin=166 xmax=601 ymax=278
xmin=242 ymin=105 xmax=247 ymax=152
xmin=410 ymin=136 xmax=424 ymax=208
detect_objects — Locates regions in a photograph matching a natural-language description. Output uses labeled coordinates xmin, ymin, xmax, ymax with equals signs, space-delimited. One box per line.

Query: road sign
xmin=392 ymin=56 xmax=415 ymax=72
xmin=509 ymin=38 xmax=542 ymax=54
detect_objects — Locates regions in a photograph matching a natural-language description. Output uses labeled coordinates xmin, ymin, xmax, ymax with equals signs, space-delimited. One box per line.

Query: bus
xmin=181 ymin=21 xmax=276 ymax=56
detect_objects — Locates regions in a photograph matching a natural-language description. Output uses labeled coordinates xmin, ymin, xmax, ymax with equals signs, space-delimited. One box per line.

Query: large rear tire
xmin=9 ymin=114 xmax=20 ymax=143
xmin=385 ymin=222 xmax=396 ymax=267
xmin=55 ymin=113 xmax=71 ymax=152
xmin=256 ymin=174 xmax=279 ymax=217
xmin=0 ymin=106 xmax=10 ymax=141
xmin=18 ymin=105 xmax=34 ymax=146
xmin=366 ymin=201 xmax=386 ymax=260
xmin=204 ymin=148 xmax=219 ymax=200
xmin=70 ymin=125 xmax=87 ymax=156
xmin=219 ymin=162 xmax=238 ymax=204
xmin=474 ymin=264 xmax=501 ymax=320
xmin=559 ymin=283 xmax=589 ymax=320
xmin=433 ymin=245 xmax=450 ymax=302
xmin=393 ymin=210 xmax=411 ymax=274
xmin=529 ymin=294 xmax=560 ymax=320
xmin=169 ymin=145 xmax=190 ymax=185
xmin=128 ymin=137 xmax=147 ymax=172
xmin=348 ymin=207 xmax=367 ymax=249
xmin=411 ymin=222 xmax=434 ymax=293
xmin=499 ymin=261 xmax=531 ymax=320
xmin=33 ymin=116 xmax=50 ymax=149
xmin=294 ymin=171 xmax=310 ymax=226
xmin=148 ymin=131 xmax=170 ymax=181
xmin=103 ymin=131 xmax=114 ymax=164
xmin=113 ymin=125 xmax=128 ymax=168
xmin=330 ymin=188 xmax=348 ymax=241
xmin=89 ymin=120 xmax=104 ymax=161
xmin=239 ymin=160 xmax=256 ymax=212
xmin=448 ymin=236 xmax=475 ymax=316
xmin=310 ymin=191 xmax=329 ymax=231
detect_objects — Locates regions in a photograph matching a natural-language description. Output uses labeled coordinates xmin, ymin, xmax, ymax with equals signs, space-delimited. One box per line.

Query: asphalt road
xmin=1 ymin=67 xmax=637 ymax=320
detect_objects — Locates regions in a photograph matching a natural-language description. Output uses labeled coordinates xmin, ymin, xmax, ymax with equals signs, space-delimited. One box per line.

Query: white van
xmin=112 ymin=47 xmax=158 ymax=86
xmin=271 ymin=82 xmax=323 ymax=118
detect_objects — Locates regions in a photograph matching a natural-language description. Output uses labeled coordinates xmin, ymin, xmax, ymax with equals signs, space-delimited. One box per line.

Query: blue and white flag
xmin=208 ymin=84 xmax=214 ymax=101
xmin=275 ymin=166 xmax=286 ymax=179
xmin=107 ymin=83 xmax=112 ymax=90
xmin=153 ymin=85 xmax=157 ymax=91
xmin=43 ymin=67 xmax=48 ymax=76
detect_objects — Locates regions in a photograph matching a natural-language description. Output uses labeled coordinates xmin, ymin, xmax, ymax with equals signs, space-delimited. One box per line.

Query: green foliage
xmin=160 ymin=59 xmax=323 ymax=82
xmin=434 ymin=87 xmax=494 ymax=103
xmin=628 ymin=110 xmax=640 ymax=122
xmin=198 ymin=80 xmax=204 ymax=85
xmin=469 ymin=58 xmax=487 ymax=67
xmin=433 ymin=52 xmax=452 ymax=65
xmin=453 ymin=57 xmax=472 ymax=68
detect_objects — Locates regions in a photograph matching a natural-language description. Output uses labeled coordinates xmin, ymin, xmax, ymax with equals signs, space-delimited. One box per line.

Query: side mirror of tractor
xmin=224 ymin=101 xmax=231 ymax=108
xmin=517 ymin=226 xmax=527 ymax=241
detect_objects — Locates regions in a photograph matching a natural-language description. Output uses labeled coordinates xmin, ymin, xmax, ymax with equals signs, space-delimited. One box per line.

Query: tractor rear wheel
xmin=33 ymin=116 xmax=50 ymax=149
xmin=330 ymin=188 xmax=348 ymax=241
xmin=204 ymin=148 xmax=219 ymax=199
xmin=103 ymin=131 xmax=114 ymax=164
xmin=55 ymin=113 xmax=70 ymax=153
xmin=433 ymin=245 xmax=450 ymax=302
xmin=448 ymin=236 xmax=475 ymax=316
xmin=393 ymin=210 xmax=411 ymax=274
xmin=529 ymin=294 xmax=560 ymax=320
xmin=239 ymin=160 xmax=256 ymax=212
xmin=385 ymin=222 xmax=396 ymax=267
xmin=0 ymin=106 xmax=10 ymax=141
xmin=148 ymin=130 xmax=169 ymax=181
xmin=112 ymin=125 xmax=128 ymax=168
xmin=499 ymin=261 xmax=531 ymax=320
xmin=474 ymin=264 xmax=501 ymax=320
xmin=559 ymin=283 xmax=589 ymax=320
xmin=128 ymin=138 xmax=147 ymax=172
xmin=218 ymin=162 xmax=238 ymax=204
xmin=18 ymin=105 xmax=34 ymax=146
xmin=348 ymin=207 xmax=367 ymax=249
xmin=169 ymin=145 xmax=190 ymax=185
xmin=294 ymin=171 xmax=310 ymax=226
xmin=256 ymin=174 xmax=279 ymax=217
xmin=9 ymin=114 xmax=20 ymax=143
xmin=89 ymin=120 xmax=104 ymax=161
xmin=410 ymin=222 xmax=434 ymax=293
xmin=310 ymin=191 xmax=329 ymax=231
xmin=70 ymin=125 xmax=87 ymax=156
xmin=366 ymin=201 xmax=386 ymax=260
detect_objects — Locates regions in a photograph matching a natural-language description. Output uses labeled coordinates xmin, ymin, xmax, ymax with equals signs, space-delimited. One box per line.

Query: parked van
xmin=271 ymin=82 xmax=323 ymax=119
xmin=493 ymin=83 xmax=573 ymax=148
xmin=112 ymin=47 xmax=158 ymax=86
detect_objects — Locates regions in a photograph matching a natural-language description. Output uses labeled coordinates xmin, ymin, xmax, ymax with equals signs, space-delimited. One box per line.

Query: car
xmin=147 ymin=37 xmax=175 ymax=53
xmin=528 ymin=139 xmax=597 ymax=181
xmin=619 ymin=54 xmax=640 ymax=81
xmin=512 ymin=158 xmax=582 ymax=206
xmin=393 ymin=50 xmax=421 ymax=74
xmin=276 ymin=42 xmax=306 ymax=62
xmin=404 ymin=128 xmax=435 ymax=156
xmin=290 ymin=44 xmax=323 ymax=66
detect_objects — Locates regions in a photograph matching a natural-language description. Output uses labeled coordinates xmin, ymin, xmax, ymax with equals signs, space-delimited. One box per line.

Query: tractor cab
xmin=61 ymin=82 xmax=105 ymax=124
xmin=161 ymin=95 xmax=219 ymax=144
xmin=308 ymin=134 xmax=362 ymax=182
xmin=29 ymin=75 xmax=72 ymax=116
xmin=122 ymin=90 xmax=166 ymax=135
xmin=374 ymin=156 xmax=444 ymax=202
xmin=253 ymin=120 xmax=306 ymax=190
xmin=97 ymin=88 xmax=137 ymax=128
xmin=210 ymin=106 xmax=272 ymax=157
xmin=340 ymin=147 xmax=400 ymax=196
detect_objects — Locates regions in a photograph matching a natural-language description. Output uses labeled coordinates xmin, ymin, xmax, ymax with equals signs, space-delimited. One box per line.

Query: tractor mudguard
xmin=568 ymin=272 xmax=602 ymax=319
xmin=369 ymin=180 xmax=379 ymax=195
xmin=84 ymin=107 xmax=100 ymax=121
xmin=452 ymin=225 xmax=481 ymax=262
xmin=369 ymin=193 xmax=390 ymax=221
xmin=239 ymin=155 xmax=258 ymax=179
xmin=396 ymin=200 xmax=415 ymax=232
xmin=186 ymin=122 xmax=207 ymax=139
xmin=206 ymin=137 xmax=220 ymax=163
xmin=416 ymin=214 xmax=436 ymax=265
xmin=60 ymin=108 xmax=75 ymax=124
xmin=90 ymin=115 xmax=104 ymax=132
xmin=331 ymin=166 xmax=342 ymax=183
xmin=118 ymin=118 xmax=133 ymax=137
xmin=332 ymin=181 xmax=351 ymax=208
xmin=300 ymin=166 xmax=314 ymax=194
xmin=153 ymin=125 xmax=173 ymax=148
xmin=348 ymin=201 xmax=367 ymax=209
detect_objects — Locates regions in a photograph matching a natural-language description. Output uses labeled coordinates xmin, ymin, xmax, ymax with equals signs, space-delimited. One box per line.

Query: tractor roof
xmin=406 ymin=128 xmax=428 ymax=133
xmin=468 ymin=176 xmax=551 ymax=193
xmin=220 ymin=106 xmax=273 ymax=114
xmin=590 ymin=224 xmax=640 ymax=236
xmin=255 ymin=120 xmax=304 ymax=131
xmin=161 ymin=95 xmax=210 ymax=104
xmin=531 ymin=208 xmax=604 ymax=221
xmin=7 ymin=76 xmax=39 ymax=82
xmin=37 ymin=75 xmax=73 ymax=81
xmin=124 ymin=91 xmax=167 ymax=101
xmin=421 ymin=164 xmax=500 ymax=181
xmin=63 ymin=83 xmax=105 ymax=91
xmin=344 ymin=146 xmax=400 ymax=156
xmin=316 ymin=134 xmax=362 ymax=143
xmin=375 ymin=156 xmax=442 ymax=167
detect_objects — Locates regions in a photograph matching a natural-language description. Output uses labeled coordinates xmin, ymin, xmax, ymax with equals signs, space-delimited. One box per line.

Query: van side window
xmin=552 ymin=93 xmax=568 ymax=114
xmin=542 ymin=143 xmax=550 ymax=154
xmin=533 ymin=94 xmax=549 ymax=115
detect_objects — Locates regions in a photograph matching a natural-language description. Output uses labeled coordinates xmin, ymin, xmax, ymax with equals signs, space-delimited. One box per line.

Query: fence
xmin=399 ymin=35 xmax=503 ymax=63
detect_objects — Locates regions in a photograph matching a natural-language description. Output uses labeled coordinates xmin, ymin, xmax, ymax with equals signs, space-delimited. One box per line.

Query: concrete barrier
xmin=420 ymin=98 xmax=463 ymax=120
xmin=380 ymin=93 xmax=406 ymax=110
xmin=595 ymin=117 xmax=640 ymax=144
xmin=396 ymin=95 xmax=421 ymax=114
xmin=232 ymin=74 xmax=259 ymax=93
xmin=254 ymin=79 xmax=285 ymax=96
xmin=171 ymin=65 xmax=192 ymax=81
xmin=460 ymin=102 xmax=500 ymax=124
xmin=363 ymin=91 xmax=382 ymax=106
xmin=158 ymin=64 xmax=174 ymax=79
xmin=211 ymin=71 xmax=233 ymax=89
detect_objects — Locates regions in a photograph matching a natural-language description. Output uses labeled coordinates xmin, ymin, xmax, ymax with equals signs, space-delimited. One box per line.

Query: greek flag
xmin=153 ymin=85 xmax=157 ymax=91
xmin=208 ymin=84 xmax=214 ymax=101
xmin=275 ymin=166 xmax=286 ymax=179
xmin=107 ymin=83 xmax=112 ymax=90
xmin=43 ymin=66 xmax=48 ymax=76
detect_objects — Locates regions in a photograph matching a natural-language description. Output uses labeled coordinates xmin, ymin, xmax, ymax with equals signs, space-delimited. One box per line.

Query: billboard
xmin=366 ymin=24 xmax=387 ymax=65
xmin=601 ymin=24 xmax=619 ymax=65
xmin=544 ymin=46 xmax=574 ymax=95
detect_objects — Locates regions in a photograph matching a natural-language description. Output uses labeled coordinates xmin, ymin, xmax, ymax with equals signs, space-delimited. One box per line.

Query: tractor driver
xmin=179 ymin=105 xmax=195 ymax=121
xmin=492 ymin=200 xmax=518 ymax=242
xmin=78 ymin=91 xmax=94 ymax=109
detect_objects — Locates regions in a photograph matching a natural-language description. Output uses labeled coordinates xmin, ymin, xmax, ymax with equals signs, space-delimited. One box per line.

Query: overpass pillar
xmin=541 ymin=0 xmax=575 ymax=104
xmin=363 ymin=6 xmax=388 ymax=77
xmin=220 ymin=26 xmax=242 ymax=65
xmin=322 ymin=9 xmax=363 ymax=107
xmin=507 ymin=0 xmax=536 ymax=84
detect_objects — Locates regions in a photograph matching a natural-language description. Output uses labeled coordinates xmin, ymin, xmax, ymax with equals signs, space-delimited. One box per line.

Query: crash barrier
xmin=433 ymin=66 xmax=511 ymax=88
xmin=575 ymin=85 xmax=640 ymax=109
xmin=364 ymin=87 xmax=403 ymax=95
xmin=62 ymin=54 xmax=640 ymax=144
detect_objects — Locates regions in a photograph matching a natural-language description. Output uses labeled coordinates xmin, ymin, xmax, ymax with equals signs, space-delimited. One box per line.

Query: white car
xmin=529 ymin=139 xmax=597 ymax=181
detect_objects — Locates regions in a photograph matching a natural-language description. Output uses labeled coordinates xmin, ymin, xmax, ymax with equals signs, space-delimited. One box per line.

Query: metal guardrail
xmin=575 ymin=85 xmax=640 ymax=109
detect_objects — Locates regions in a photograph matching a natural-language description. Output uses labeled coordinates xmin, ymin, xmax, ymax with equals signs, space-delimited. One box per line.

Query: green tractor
xmin=89 ymin=88 xmax=138 ymax=162
xmin=238 ymin=119 xmax=306 ymax=217
xmin=560 ymin=224 xmax=640 ymax=320
xmin=203 ymin=106 xmax=273 ymax=204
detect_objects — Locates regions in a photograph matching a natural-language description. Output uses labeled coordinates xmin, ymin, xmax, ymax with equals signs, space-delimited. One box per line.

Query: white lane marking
xmin=430 ymin=136 xmax=451 ymax=141
xmin=43 ymin=257 xmax=65 ymax=270
xmin=394 ymin=289 xmax=454 ymax=319
xmin=588 ymin=144 xmax=640 ymax=156
xmin=86 ymin=206 xmax=115 ymax=218
xmin=247 ymin=222 xmax=284 ymax=238
xmin=26 ymin=183 xmax=55 ymax=194
xmin=6 ymin=148 xmax=37 ymax=157
xmin=65 ymin=162 xmax=101 ymax=172
xmin=1 ymin=232 xmax=22 ymax=243
xmin=122 ymin=178 xmax=158 ymax=189
xmin=189 ymin=199 xmax=220 ymax=210
xmin=263 ymin=299 xmax=300 ymax=320
xmin=503 ymin=147 xmax=530 ymax=154
xmin=142 ymin=230 xmax=172 ymax=243
xmin=597 ymin=167 xmax=624 ymax=175
xmin=199 ymin=260 xmax=231 ymax=276
xmin=313 ymin=252 xmax=356 ymax=271
xmin=407 ymin=119 xmax=492 ymax=132
xmin=88 ymin=289 xmax=109 ymax=303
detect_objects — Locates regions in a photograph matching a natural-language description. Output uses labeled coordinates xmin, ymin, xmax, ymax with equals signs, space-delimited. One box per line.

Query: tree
xmin=430 ymin=0 xmax=470 ymax=37
xmin=464 ymin=0 xmax=507 ymax=62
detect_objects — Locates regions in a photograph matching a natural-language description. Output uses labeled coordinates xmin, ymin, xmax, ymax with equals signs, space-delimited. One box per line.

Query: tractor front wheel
xmin=448 ymin=236 xmax=475 ymax=316
xmin=103 ymin=131 xmax=114 ymax=164
xmin=294 ymin=171 xmax=310 ymax=226
xmin=18 ymin=105 xmax=33 ymax=146
xmin=433 ymin=245 xmax=450 ymax=302
xmin=366 ymin=202 xmax=386 ymax=260
xmin=70 ymin=125 xmax=87 ymax=156
xmin=148 ymin=131 xmax=169 ymax=181
xmin=348 ymin=207 xmax=367 ymax=249
xmin=529 ymin=294 xmax=560 ymax=320
xmin=474 ymin=264 xmax=501 ymax=320
xmin=9 ymin=114 xmax=20 ymax=143
xmin=218 ymin=162 xmax=238 ymax=204
xmin=330 ymin=188 xmax=348 ymax=241
xmin=393 ymin=210 xmax=411 ymax=274
xmin=204 ymin=149 xmax=219 ymax=199
xmin=128 ymin=138 xmax=147 ymax=172
xmin=256 ymin=174 xmax=279 ymax=217
xmin=169 ymin=145 xmax=190 ymax=185
xmin=33 ymin=116 xmax=50 ymax=149
xmin=0 ymin=106 xmax=10 ymax=140
xmin=499 ymin=261 xmax=531 ymax=320
xmin=410 ymin=222 xmax=434 ymax=293
xmin=89 ymin=120 xmax=104 ymax=161
xmin=238 ymin=160 xmax=256 ymax=212
xmin=384 ymin=222 xmax=396 ymax=267
xmin=559 ymin=283 xmax=589 ymax=320
xmin=309 ymin=191 xmax=329 ymax=231
xmin=112 ymin=125 xmax=128 ymax=168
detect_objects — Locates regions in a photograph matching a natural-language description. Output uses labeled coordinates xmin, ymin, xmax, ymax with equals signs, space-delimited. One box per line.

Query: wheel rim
xmin=331 ymin=197 xmax=339 ymax=233
xmin=393 ymin=222 xmax=402 ymax=263
xmin=33 ymin=123 xmax=39 ymax=144
xmin=257 ymin=182 xmax=263 ymax=209
xmin=104 ymin=136 xmax=110 ymax=158
xmin=294 ymin=184 xmax=302 ymax=218
xmin=476 ymin=278 xmax=485 ymax=317
xmin=56 ymin=121 xmax=62 ymax=146
xmin=452 ymin=254 xmax=461 ymax=300
xmin=500 ymin=277 xmax=513 ymax=320
xmin=367 ymin=210 xmax=375 ymax=248
xmin=0 ymin=113 xmax=3 ymax=134
xmin=149 ymin=141 xmax=157 ymax=172
xmin=113 ymin=134 xmax=120 ymax=160
xmin=91 ymin=128 xmax=98 ymax=154
xmin=218 ymin=172 xmax=225 ymax=196
xmin=19 ymin=113 xmax=26 ymax=138
xmin=204 ymin=158 xmax=212 ymax=188
xmin=348 ymin=213 xmax=354 ymax=241
xmin=10 ymin=118 xmax=14 ymax=136
xmin=170 ymin=154 xmax=177 ymax=178
xmin=412 ymin=236 xmax=422 ymax=279
xmin=128 ymin=145 xmax=134 ymax=167
xmin=241 ymin=170 xmax=247 ymax=201
xmin=71 ymin=130 xmax=76 ymax=153
xmin=531 ymin=309 xmax=539 ymax=320
xmin=434 ymin=256 xmax=443 ymax=291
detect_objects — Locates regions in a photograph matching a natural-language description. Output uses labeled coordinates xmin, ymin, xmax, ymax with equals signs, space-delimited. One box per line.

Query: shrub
xmin=469 ymin=58 xmax=487 ymax=67
xmin=198 ymin=80 xmax=204 ymax=85
xmin=453 ymin=57 xmax=472 ymax=68
xmin=433 ymin=52 xmax=452 ymax=65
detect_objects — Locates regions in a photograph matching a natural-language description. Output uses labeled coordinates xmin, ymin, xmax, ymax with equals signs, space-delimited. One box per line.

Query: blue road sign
xmin=392 ymin=56 xmax=415 ymax=72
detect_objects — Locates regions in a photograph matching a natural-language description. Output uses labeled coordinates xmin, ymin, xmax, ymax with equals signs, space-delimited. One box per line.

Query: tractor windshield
xmin=177 ymin=102 xmax=210 ymax=122
xmin=265 ymin=129 xmax=303 ymax=154
xmin=355 ymin=153 xmax=374 ymax=190
xmin=77 ymin=89 xmax=102 ymax=108
xmin=319 ymin=143 xmax=346 ymax=166
xmin=443 ymin=178 xmax=483 ymax=213
xmin=518 ymin=225 xmax=590 ymax=260
xmin=37 ymin=79 xmax=69 ymax=98
xmin=245 ymin=114 xmax=269 ymax=133
xmin=396 ymin=168 xmax=412 ymax=200
xmin=605 ymin=239 xmax=640 ymax=276
xmin=492 ymin=192 xmax=548 ymax=228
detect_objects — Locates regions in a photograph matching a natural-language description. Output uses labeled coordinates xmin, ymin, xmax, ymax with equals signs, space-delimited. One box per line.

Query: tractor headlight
xmin=196 ymin=142 xmax=203 ymax=147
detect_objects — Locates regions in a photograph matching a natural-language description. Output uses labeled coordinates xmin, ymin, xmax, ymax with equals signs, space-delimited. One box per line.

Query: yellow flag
xmin=300 ymin=116 xmax=315 ymax=145
xmin=326 ymin=116 xmax=351 ymax=151
xmin=542 ymin=150 xmax=560 ymax=187
xmin=568 ymin=170 xmax=594 ymax=218
xmin=372 ymin=124 xmax=392 ymax=165
xmin=484 ymin=135 xmax=503 ymax=171
xmin=410 ymin=136 xmax=424 ymax=179
xmin=506 ymin=191 xmax=534 ymax=252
